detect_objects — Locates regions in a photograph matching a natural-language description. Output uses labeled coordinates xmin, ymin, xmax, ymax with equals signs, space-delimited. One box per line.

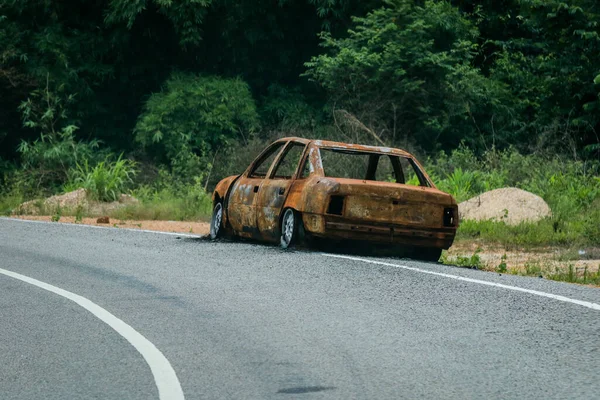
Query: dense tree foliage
xmin=135 ymin=73 xmax=259 ymax=184
xmin=305 ymin=0 xmax=499 ymax=149
xmin=1 ymin=0 xmax=600 ymax=194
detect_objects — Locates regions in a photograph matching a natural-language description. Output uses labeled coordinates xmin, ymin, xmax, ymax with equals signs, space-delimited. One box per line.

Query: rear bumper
xmin=303 ymin=214 xmax=456 ymax=249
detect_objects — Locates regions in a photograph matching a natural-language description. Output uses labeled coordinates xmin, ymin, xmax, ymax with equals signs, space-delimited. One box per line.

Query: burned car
xmin=210 ymin=137 xmax=458 ymax=260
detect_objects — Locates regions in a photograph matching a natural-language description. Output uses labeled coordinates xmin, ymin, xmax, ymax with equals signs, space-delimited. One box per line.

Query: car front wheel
xmin=209 ymin=202 xmax=224 ymax=240
xmin=280 ymin=208 xmax=298 ymax=249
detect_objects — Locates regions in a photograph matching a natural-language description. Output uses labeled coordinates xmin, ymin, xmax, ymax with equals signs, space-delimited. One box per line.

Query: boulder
xmin=458 ymin=188 xmax=551 ymax=225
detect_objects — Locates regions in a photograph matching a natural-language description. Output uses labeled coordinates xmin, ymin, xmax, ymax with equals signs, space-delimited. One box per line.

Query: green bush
xmin=259 ymin=84 xmax=322 ymax=132
xmin=135 ymin=73 xmax=260 ymax=186
xmin=67 ymin=155 xmax=137 ymax=202
xmin=436 ymin=168 xmax=478 ymax=203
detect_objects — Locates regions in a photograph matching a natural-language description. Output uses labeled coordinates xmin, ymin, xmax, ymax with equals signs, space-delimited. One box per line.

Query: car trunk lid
xmin=321 ymin=178 xmax=455 ymax=229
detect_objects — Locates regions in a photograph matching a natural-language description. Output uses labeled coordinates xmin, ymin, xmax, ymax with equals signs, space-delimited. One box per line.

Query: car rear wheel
xmin=280 ymin=208 xmax=298 ymax=249
xmin=210 ymin=202 xmax=224 ymax=240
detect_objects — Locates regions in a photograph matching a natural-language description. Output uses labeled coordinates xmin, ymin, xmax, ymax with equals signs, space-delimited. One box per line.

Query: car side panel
xmin=226 ymin=177 xmax=263 ymax=238
xmin=255 ymin=179 xmax=294 ymax=240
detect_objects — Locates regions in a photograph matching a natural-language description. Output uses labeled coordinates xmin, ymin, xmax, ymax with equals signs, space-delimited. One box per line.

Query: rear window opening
xmin=318 ymin=148 xmax=430 ymax=187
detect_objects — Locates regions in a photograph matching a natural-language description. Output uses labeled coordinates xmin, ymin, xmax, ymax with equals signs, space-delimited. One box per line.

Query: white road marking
xmin=0 ymin=267 xmax=185 ymax=400
xmin=323 ymin=254 xmax=600 ymax=312
xmin=0 ymin=217 xmax=201 ymax=238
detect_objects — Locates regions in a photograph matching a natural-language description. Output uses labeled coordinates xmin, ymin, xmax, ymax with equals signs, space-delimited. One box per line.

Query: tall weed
xmin=67 ymin=155 xmax=137 ymax=202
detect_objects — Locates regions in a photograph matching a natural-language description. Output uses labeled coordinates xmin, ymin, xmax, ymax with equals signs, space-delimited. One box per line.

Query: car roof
xmin=275 ymin=137 xmax=413 ymax=157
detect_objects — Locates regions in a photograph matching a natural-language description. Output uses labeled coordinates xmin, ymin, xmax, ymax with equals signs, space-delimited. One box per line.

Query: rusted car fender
xmin=280 ymin=177 xmax=341 ymax=236
xmin=212 ymin=175 xmax=239 ymax=205
xmin=282 ymin=177 xmax=338 ymax=215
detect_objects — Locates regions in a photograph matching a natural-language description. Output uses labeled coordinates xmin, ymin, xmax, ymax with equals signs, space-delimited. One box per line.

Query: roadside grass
xmin=2 ymin=172 xmax=214 ymax=222
xmin=18 ymin=189 xmax=212 ymax=222
xmin=3 ymin=196 xmax=213 ymax=223
xmin=512 ymin=261 xmax=600 ymax=285
xmin=441 ymin=248 xmax=483 ymax=269
xmin=108 ymin=173 xmax=214 ymax=222
xmin=546 ymin=264 xmax=600 ymax=285
xmin=446 ymin=205 xmax=600 ymax=286
xmin=423 ymin=146 xmax=600 ymax=250
xmin=109 ymin=187 xmax=212 ymax=221
xmin=455 ymin=216 xmax=599 ymax=249
xmin=0 ymin=190 xmax=24 ymax=216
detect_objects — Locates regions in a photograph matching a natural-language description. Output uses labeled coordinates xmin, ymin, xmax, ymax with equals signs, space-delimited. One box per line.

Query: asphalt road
xmin=1 ymin=218 xmax=599 ymax=400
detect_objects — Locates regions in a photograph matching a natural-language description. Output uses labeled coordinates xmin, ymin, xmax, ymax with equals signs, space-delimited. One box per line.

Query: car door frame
xmin=226 ymin=140 xmax=289 ymax=238
xmin=254 ymin=140 xmax=309 ymax=240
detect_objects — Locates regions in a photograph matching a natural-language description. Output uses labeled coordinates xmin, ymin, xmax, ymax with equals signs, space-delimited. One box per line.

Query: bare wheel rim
xmin=282 ymin=210 xmax=294 ymax=245
xmin=211 ymin=203 xmax=223 ymax=238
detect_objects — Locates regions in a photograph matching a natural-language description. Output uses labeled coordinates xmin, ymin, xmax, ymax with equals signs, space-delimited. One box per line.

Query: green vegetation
xmin=66 ymin=156 xmax=137 ymax=202
xmin=134 ymin=73 xmax=260 ymax=185
xmin=304 ymin=0 xmax=491 ymax=149
xmin=74 ymin=204 xmax=84 ymax=223
xmin=443 ymin=252 xmax=600 ymax=285
xmin=511 ymin=261 xmax=600 ymax=285
xmin=422 ymin=146 xmax=600 ymax=247
xmin=441 ymin=248 xmax=483 ymax=269
xmin=113 ymin=178 xmax=213 ymax=222
xmin=51 ymin=206 xmax=61 ymax=223
xmin=1 ymin=0 xmax=599 ymax=249
xmin=547 ymin=265 xmax=600 ymax=285
xmin=0 ymin=190 xmax=24 ymax=215
xmin=496 ymin=254 xmax=508 ymax=274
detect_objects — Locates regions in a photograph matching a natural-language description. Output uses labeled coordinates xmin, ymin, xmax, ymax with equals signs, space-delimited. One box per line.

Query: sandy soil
xmin=13 ymin=215 xmax=210 ymax=236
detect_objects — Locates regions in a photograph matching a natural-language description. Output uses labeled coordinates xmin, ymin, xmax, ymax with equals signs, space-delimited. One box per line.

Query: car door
xmin=227 ymin=141 xmax=286 ymax=238
xmin=255 ymin=141 xmax=308 ymax=239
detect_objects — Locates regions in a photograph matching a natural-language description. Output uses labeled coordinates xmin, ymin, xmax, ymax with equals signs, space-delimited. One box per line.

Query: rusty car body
xmin=210 ymin=137 xmax=458 ymax=260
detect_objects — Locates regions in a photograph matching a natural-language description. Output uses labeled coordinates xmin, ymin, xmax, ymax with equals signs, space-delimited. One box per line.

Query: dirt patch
xmin=459 ymin=187 xmax=551 ymax=225
xmin=16 ymin=189 xmax=139 ymax=216
xmin=14 ymin=215 xmax=210 ymax=236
